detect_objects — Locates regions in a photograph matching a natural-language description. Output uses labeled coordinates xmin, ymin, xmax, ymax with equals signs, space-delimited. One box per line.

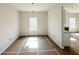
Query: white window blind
xmin=29 ymin=17 xmax=37 ymax=31
xmin=69 ymin=17 xmax=76 ymax=28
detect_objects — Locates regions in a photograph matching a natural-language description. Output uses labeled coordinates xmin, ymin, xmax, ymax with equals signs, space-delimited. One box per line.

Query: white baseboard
xmin=48 ymin=33 xmax=64 ymax=49
xmin=0 ymin=35 xmax=19 ymax=55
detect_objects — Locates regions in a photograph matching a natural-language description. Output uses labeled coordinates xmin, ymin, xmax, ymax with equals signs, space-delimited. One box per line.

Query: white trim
xmin=0 ymin=35 xmax=19 ymax=55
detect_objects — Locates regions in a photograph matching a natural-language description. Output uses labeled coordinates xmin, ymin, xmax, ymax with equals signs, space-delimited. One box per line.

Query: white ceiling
xmin=63 ymin=3 xmax=79 ymax=13
xmin=9 ymin=3 xmax=79 ymax=13
xmin=9 ymin=3 xmax=56 ymax=12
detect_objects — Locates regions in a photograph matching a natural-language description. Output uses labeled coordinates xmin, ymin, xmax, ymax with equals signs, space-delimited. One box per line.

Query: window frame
xmin=69 ymin=17 xmax=76 ymax=28
xmin=29 ymin=16 xmax=38 ymax=31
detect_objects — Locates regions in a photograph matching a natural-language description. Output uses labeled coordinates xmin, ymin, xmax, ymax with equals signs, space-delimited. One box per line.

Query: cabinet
xmin=63 ymin=32 xmax=71 ymax=47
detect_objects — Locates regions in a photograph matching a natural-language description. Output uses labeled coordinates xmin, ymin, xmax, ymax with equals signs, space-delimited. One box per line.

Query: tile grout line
xmin=37 ymin=48 xmax=39 ymax=55
xmin=10 ymin=50 xmax=56 ymax=53
xmin=46 ymin=37 xmax=59 ymax=55
xmin=3 ymin=37 xmax=60 ymax=55
xmin=17 ymin=39 xmax=26 ymax=55
xmin=3 ymin=52 xmax=17 ymax=53
xmin=37 ymin=40 xmax=39 ymax=55
xmin=55 ymin=49 xmax=60 ymax=55
xmin=3 ymin=39 xmax=26 ymax=55
xmin=46 ymin=38 xmax=60 ymax=55
xmin=46 ymin=37 xmax=60 ymax=55
xmin=39 ymin=49 xmax=56 ymax=51
xmin=18 ymin=37 xmax=39 ymax=55
xmin=46 ymin=37 xmax=55 ymax=48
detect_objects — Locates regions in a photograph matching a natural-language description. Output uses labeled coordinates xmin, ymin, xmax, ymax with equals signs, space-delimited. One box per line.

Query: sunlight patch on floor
xmin=24 ymin=37 xmax=38 ymax=49
xmin=70 ymin=37 xmax=77 ymax=41
xmin=74 ymin=33 xmax=79 ymax=36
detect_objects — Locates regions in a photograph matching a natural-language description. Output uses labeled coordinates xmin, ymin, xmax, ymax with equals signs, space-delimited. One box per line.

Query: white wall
xmin=62 ymin=9 xmax=71 ymax=47
xmin=0 ymin=4 xmax=19 ymax=54
xmin=48 ymin=5 xmax=63 ymax=48
xmin=20 ymin=12 xmax=48 ymax=36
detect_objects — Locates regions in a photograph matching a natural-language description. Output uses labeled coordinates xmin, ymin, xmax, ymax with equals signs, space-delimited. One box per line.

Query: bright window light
xmin=69 ymin=17 xmax=76 ymax=28
xmin=29 ymin=17 xmax=37 ymax=31
xmin=70 ymin=37 xmax=77 ymax=41
xmin=24 ymin=37 xmax=38 ymax=49
xmin=74 ymin=34 xmax=79 ymax=36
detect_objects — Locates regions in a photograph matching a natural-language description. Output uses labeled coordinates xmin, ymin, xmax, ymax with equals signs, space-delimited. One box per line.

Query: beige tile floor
xmin=71 ymin=33 xmax=79 ymax=54
xmin=2 ymin=36 xmax=58 ymax=55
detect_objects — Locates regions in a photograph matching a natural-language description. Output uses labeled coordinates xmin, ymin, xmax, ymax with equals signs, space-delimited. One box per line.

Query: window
xmin=29 ymin=17 xmax=37 ymax=31
xmin=69 ymin=17 xmax=76 ymax=28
